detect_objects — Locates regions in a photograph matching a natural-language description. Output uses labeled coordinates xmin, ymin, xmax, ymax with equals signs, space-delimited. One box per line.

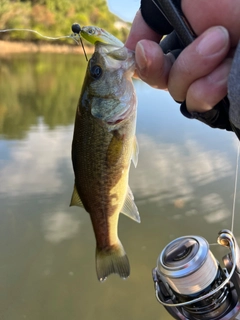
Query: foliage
xmin=0 ymin=53 xmax=87 ymax=138
xmin=0 ymin=0 xmax=130 ymax=43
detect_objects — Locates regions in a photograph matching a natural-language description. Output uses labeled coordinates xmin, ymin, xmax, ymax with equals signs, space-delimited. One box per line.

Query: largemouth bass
xmin=70 ymin=27 xmax=140 ymax=281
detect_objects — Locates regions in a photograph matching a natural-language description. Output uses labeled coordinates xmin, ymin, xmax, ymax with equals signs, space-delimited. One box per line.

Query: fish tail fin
xmin=96 ymin=241 xmax=130 ymax=282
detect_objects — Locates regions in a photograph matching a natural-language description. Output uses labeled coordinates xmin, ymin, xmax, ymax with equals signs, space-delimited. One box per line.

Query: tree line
xmin=0 ymin=0 xmax=130 ymax=43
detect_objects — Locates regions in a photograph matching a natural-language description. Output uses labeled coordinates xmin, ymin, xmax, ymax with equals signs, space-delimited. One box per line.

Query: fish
xmin=70 ymin=26 xmax=140 ymax=282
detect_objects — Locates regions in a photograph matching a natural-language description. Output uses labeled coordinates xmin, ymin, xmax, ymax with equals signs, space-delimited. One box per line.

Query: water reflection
xmin=43 ymin=211 xmax=80 ymax=244
xmin=0 ymin=120 xmax=73 ymax=196
xmin=0 ymin=53 xmax=86 ymax=138
xmin=131 ymin=133 xmax=234 ymax=226
xmin=0 ymin=53 xmax=239 ymax=320
xmin=132 ymin=134 xmax=233 ymax=203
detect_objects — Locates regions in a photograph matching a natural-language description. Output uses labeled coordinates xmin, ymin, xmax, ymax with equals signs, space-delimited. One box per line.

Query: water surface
xmin=0 ymin=53 xmax=239 ymax=320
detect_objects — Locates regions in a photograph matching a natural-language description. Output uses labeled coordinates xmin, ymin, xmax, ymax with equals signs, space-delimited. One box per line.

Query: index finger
xmin=182 ymin=0 xmax=240 ymax=47
xmin=125 ymin=10 xmax=162 ymax=50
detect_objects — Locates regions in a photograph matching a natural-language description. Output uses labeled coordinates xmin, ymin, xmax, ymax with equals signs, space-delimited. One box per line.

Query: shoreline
xmin=0 ymin=40 xmax=94 ymax=55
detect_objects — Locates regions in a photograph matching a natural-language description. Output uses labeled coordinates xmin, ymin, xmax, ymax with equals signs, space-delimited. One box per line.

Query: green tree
xmin=0 ymin=53 xmax=87 ymax=138
xmin=0 ymin=0 xmax=130 ymax=42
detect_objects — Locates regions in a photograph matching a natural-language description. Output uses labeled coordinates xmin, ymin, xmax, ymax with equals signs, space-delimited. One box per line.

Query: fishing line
xmin=198 ymin=142 xmax=240 ymax=249
xmin=0 ymin=28 xmax=80 ymax=43
xmin=0 ymin=27 xmax=89 ymax=61
xmin=211 ymin=141 xmax=240 ymax=243
xmin=209 ymin=243 xmax=219 ymax=246
xmin=231 ymin=141 xmax=240 ymax=233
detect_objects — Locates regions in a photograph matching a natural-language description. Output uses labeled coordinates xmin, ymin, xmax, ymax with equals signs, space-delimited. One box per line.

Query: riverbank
xmin=0 ymin=40 xmax=94 ymax=56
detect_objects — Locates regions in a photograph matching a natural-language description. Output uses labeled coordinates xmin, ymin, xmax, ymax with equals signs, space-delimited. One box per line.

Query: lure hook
xmin=71 ymin=23 xmax=88 ymax=61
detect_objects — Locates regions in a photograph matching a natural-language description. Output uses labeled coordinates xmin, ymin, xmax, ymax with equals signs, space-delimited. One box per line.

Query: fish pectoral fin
xmin=107 ymin=131 xmax=123 ymax=166
xmin=131 ymin=136 xmax=139 ymax=168
xmin=121 ymin=187 xmax=140 ymax=223
xmin=69 ymin=184 xmax=83 ymax=207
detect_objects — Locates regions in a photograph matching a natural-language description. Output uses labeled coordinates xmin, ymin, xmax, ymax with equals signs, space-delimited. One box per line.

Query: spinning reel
xmin=152 ymin=230 xmax=240 ymax=319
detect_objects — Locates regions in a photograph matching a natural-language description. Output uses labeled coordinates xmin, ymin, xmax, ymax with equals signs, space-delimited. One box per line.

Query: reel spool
xmin=152 ymin=230 xmax=240 ymax=320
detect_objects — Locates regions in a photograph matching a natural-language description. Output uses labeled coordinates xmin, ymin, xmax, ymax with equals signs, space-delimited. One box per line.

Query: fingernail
xmin=197 ymin=27 xmax=229 ymax=56
xmin=135 ymin=41 xmax=147 ymax=71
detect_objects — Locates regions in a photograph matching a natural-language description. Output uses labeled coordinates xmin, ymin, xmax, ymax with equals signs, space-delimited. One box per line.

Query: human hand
xmin=125 ymin=0 xmax=240 ymax=113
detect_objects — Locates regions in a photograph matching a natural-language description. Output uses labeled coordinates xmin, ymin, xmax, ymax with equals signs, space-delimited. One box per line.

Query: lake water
xmin=0 ymin=53 xmax=239 ymax=320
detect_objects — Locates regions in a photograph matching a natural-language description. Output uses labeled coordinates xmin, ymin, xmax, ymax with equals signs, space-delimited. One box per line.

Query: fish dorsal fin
xmin=121 ymin=187 xmax=140 ymax=223
xmin=70 ymin=184 xmax=83 ymax=207
xmin=131 ymin=136 xmax=139 ymax=168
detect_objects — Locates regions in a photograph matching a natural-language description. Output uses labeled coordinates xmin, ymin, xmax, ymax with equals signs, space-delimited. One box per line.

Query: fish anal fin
xmin=131 ymin=136 xmax=139 ymax=168
xmin=96 ymin=241 xmax=130 ymax=282
xmin=121 ymin=187 xmax=140 ymax=223
xmin=70 ymin=184 xmax=83 ymax=207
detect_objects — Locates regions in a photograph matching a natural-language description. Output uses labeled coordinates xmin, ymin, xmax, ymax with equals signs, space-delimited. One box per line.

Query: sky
xmin=107 ymin=0 xmax=140 ymax=22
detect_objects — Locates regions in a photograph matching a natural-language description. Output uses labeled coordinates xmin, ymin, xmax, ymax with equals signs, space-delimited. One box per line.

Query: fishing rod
xmin=154 ymin=0 xmax=240 ymax=141
xmin=151 ymin=1 xmax=240 ymax=318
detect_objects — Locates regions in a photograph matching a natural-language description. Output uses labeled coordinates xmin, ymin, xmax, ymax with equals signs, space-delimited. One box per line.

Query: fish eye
xmin=90 ymin=65 xmax=102 ymax=79
xmin=88 ymin=27 xmax=94 ymax=35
